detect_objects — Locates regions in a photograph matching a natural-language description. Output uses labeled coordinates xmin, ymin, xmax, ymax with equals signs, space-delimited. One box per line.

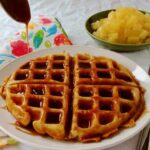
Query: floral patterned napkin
xmin=0 ymin=15 xmax=72 ymax=69
xmin=0 ymin=15 xmax=72 ymax=147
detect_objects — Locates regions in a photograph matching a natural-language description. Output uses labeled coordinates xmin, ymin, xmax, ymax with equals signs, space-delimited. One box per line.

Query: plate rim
xmin=0 ymin=45 xmax=150 ymax=150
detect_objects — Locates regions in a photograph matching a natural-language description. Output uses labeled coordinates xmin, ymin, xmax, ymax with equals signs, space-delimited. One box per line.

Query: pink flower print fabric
xmin=0 ymin=16 xmax=72 ymax=67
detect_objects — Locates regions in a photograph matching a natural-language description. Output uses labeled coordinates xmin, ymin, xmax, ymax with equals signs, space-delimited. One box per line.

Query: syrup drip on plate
xmin=11 ymin=121 xmax=48 ymax=138
xmin=12 ymin=121 xmax=37 ymax=136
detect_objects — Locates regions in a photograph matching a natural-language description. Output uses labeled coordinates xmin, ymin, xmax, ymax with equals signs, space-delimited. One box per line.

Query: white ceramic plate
xmin=0 ymin=45 xmax=150 ymax=150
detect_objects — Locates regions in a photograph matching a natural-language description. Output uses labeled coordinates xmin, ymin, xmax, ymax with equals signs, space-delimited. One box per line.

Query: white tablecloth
xmin=0 ymin=0 xmax=150 ymax=149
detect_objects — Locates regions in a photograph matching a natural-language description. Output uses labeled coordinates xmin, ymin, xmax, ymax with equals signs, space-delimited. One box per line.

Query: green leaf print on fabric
xmin=44 ymin=40 xmax=52 ymax=48
xmin=33 ymin=30 xmax=44 ymax=48
xmin=21 ymin=31 xmax=27 ymax=40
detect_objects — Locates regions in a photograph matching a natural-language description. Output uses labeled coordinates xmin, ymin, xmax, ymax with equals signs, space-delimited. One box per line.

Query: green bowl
xmin=85 ymin=9 xmax=150 ymax=52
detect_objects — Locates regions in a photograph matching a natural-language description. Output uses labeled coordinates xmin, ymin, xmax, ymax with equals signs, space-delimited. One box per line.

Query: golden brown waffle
xmin=70 ymin=85 xmax=143 ymax=142
xmin=6 ymin=53 xmax=70 ymax=85
xmin=74 ymin=54 xmax=139 ymax=86
xmin=5 ymin=84 xmax=69 ymax=140
xmin=0 ymin=53 xmax=145 ymax=142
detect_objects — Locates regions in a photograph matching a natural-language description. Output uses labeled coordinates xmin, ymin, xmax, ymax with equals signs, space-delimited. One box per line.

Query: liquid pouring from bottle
xmin=0 ymin=0 xmax=31 ymax=47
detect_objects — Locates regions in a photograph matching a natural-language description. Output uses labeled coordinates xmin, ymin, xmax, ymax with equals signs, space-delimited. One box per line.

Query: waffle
xmin=5 ymin=84 xmax=69 ymax=140
xmin=0 ymin=53 xmax=145 ymax=143
xmin=69 ymin=85 xmax=144 ymax=142
xmin=74 ymin=54 xmax=139 ymax=86
xmin=6 ymin=53 xmax=70 ymax=85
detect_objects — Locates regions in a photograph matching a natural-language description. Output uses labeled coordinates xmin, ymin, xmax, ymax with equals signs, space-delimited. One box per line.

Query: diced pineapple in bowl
xmin=85 ymin=7 xmax=150 ymax=51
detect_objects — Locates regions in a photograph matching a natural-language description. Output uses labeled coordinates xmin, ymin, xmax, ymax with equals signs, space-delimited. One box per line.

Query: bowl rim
xmin=85 ymin=9 xmax=150 ymax=47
